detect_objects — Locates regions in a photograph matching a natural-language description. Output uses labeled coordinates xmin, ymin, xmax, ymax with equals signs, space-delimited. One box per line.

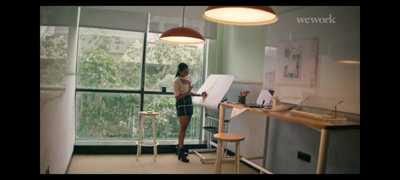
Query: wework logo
xmin=297 ymin=14 xmax=336 ymax=24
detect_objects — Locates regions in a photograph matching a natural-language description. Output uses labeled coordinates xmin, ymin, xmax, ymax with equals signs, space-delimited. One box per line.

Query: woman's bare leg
xmin=178 ymin=116 xmax=191 ymax=148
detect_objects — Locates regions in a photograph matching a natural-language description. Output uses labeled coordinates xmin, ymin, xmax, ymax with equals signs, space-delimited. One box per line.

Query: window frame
xmin=74 ymin=13 xmax=208 ymax=146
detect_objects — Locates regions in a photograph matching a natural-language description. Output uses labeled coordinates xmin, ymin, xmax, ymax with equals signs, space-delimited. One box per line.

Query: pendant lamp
xmin=203 ymin=6 xmax=278 ymax=26
xmin=160 ymin=6 xmax=205 ymax=44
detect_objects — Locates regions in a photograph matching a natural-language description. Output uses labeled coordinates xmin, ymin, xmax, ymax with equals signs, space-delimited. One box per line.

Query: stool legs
xmin=136 ymin=114 xmax=158 ymax=161
xmin=137 ymin=114 xmax=144 ymax=161
xmin=215 ymin=141 xmax=242 ymax=174
xmin=215 ymin=140 xmax=223 ymax=173
xmin=152 ymin=115 xmax=157 ymax=162
xmin=136 ymin=144 xmax=141 ymax=161
xmin=235 ymin=142 xmax=240 ymax=174
xmin=136 ymin=112 xmax=159 ymax=162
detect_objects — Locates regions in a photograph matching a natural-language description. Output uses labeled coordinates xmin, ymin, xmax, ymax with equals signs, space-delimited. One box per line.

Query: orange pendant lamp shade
xmin=160 ymin=27 xmax=205 ymax=44
xmin=203 ymin=6 xmax=278 ymax=26
xmin=160 ymin=6 xmax=205 ymax=44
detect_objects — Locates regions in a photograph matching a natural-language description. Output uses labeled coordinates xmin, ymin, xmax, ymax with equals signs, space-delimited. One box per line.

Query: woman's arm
xmin=190 ymin=92 xmax=201 ymax=96
xmin=191 ymin=91 xmax=208 ymax=97
xmin=175 ymin=91 xmax=191 ymax=100
xmin=175 ymin=84 xmax=193 ymax=100
xmin=188 ymin=84 xmax=202 ymax=96
xmin=191 ymin=92 xmax=205 ymax=96
xmin=176 ymin=90 xmax=207 ymax=100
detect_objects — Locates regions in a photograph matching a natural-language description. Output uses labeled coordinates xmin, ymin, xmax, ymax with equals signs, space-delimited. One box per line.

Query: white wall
xmin=40 ymin=77 xmax=76 ymax=174
xmin=40 ymin=6 xmax=79 ymax=174
xmin=212 ymin=23 xmax=268 ymax=162
xmin=211 ymin=6 xmax=360 ymax=173
xmin=263 ymin=6 xmax=360 ymax=173
xmin=214 ymin=7 xmax=307 ymax=83
xmin=221 ymin=25 xmax=266 ymax=82
xmin=265 ymin=6 xmax=360 ymax=114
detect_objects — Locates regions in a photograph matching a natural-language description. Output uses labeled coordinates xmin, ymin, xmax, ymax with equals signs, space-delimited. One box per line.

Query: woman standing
xmin=173 ymin=63 xmax=207 ymax=163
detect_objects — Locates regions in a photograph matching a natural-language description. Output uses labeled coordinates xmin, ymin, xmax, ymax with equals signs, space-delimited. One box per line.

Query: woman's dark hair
xmin=176 ymin=63 xmax=189 ymax=77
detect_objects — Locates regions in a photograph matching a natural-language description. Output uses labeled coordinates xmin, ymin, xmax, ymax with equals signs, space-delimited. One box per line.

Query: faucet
xmin=333 ymin=100 xmax=344 ymax=118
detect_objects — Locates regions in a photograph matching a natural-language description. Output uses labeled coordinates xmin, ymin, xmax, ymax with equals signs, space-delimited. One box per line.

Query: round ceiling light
xmin=203 ymin=6 xmax=278 ymax=26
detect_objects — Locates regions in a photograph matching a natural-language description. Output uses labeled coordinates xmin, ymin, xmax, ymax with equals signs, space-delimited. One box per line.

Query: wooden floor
xmin=67 ymin=153 xmax=259 ymax=174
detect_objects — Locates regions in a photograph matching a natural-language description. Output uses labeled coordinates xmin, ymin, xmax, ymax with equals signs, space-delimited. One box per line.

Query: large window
xmin=145 ymin=33 xmax=204 ymax=92
xmin=77 ymin=27 xmax=143 ymax=90
xmin=76 ymin=92 xmax=140 ymax=145
xmin=75 ymin=27 xmax=207 ymax=145
xmin=76 ymin=27 xmax=144 ymax=145
xmin=143 ymin=95 xmax=202 ymax=144
xmin=141 ymin=32 xmax=205 ymax=144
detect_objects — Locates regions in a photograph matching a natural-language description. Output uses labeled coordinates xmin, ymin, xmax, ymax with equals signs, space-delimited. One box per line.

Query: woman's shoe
xmin=176 ymin=145 xmax=180 ymax=155
xmin=176 ymin=145 xmax=189 ymax=156
xmin=178 ymin=147 xmax=189 ymax=163
xmin=183 ymin=147 xmax=189 ymax=156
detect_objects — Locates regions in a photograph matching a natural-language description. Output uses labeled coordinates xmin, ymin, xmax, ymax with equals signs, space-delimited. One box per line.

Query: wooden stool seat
xmin=213 ymin=133 xmax=245 ymax=142
xmin=214 ymin=133 xmax=245 ymax=174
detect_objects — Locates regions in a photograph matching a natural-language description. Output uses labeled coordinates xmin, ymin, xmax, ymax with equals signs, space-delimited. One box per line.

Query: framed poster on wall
xmin=274 ymin=39 xmax=318 ymax=88
xmin=264 ymin=39 xmax=319 ymax=104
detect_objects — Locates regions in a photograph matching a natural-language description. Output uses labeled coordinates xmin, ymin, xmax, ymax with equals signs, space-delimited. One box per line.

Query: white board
xmin=192 ymin=74 xmax=235 ymax=110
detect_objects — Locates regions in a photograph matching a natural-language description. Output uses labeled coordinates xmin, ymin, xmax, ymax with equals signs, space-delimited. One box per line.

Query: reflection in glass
xmin=40 ymin=26 xmax=69 ymax=87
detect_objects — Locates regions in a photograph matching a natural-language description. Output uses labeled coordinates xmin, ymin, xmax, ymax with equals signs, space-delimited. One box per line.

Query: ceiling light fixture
xmin=203 ymin=6 xmax=278 ymax=26
xmin=337 ymin=60 xmax=360 ymax=64
xmin=160 ymin=6 xmax=205 ymax=44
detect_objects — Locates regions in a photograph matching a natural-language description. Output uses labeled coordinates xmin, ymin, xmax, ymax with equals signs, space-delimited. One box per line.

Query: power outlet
xmin=297 ymin=151 xmax=311 ymax=162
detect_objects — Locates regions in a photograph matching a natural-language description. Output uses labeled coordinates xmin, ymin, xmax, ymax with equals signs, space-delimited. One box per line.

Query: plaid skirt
xmin=176 ymin=95 xmax=193 ymax=117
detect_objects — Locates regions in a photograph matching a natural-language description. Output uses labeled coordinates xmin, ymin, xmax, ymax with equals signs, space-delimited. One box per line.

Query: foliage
xmin=77 ymin=92 xmax=139 ymax=139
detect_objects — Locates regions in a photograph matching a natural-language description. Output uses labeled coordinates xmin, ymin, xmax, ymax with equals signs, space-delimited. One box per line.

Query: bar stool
xmin=214 ymin=133 xmax=245 ymax=174
xmin=136 ymin=111 xmax=159 ymax=162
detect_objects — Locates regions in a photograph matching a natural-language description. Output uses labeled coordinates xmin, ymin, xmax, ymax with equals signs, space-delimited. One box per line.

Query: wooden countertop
xmin=221 ymin=102 xmax=360 ymax=129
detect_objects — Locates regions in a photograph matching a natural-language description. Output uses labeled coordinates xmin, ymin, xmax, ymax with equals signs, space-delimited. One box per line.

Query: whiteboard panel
xmin=193 ymin=74 xmax=235 ymax=110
